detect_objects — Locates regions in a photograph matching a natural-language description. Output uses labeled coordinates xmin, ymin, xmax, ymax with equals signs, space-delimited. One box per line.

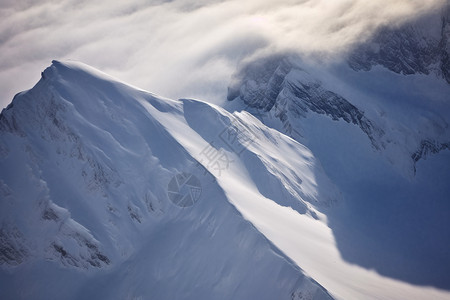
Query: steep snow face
xmin=0 ymin=61 xmax=334 ymax=300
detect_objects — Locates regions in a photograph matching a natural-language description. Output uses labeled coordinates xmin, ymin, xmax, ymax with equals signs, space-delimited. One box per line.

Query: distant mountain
xmin=349 ymin=5 xmax=450 ymax=83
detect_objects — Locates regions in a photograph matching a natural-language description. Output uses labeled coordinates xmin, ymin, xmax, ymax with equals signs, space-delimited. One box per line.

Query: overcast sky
xmin=0 ymin=0 xmax=446 ymax=109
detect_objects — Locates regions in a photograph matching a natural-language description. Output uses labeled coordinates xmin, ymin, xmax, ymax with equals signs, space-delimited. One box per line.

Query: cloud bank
xmin=0 ymin=0 xmax=446 ymax=108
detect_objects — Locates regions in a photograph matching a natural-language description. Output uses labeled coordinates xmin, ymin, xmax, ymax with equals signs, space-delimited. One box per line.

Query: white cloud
xmin=0 ymin=0 xmax=446 ymax=108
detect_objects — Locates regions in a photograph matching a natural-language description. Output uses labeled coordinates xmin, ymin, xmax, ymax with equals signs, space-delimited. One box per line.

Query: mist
xmin=0 ymin=0 xmax=446 ymax=108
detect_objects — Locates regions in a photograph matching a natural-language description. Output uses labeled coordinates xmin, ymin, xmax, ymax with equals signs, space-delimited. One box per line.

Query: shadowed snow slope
xmin=1 ymin=60 xmax=449 ymax=300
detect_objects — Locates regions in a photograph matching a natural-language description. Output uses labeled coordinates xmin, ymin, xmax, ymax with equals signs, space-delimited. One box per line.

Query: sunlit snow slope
xmin=1 ymin=60 xmax=449 ymax=300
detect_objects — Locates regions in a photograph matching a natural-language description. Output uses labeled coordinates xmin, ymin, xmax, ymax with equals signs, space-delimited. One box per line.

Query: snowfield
xmin=1 ymin=60 xmax=449 ymax=300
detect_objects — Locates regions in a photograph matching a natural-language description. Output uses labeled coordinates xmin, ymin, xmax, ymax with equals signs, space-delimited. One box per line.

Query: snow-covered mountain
xmin=1 ymin=9 xmax=450 ymax=298
xmin=0 ymin=60 xmax=336 ymax=300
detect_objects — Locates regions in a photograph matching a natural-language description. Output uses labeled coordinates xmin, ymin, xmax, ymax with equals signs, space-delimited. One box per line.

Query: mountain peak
xmin=44 ymin=60 xmax=112 ymax=80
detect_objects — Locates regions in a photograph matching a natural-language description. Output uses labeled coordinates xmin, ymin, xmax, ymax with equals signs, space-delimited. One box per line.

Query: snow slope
xmin=1 ymin=60 xmax=449 ymax=300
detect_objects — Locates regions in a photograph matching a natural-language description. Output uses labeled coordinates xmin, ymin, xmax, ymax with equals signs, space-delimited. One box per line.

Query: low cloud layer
xmin=0 ymin=0 xmax=446 ymax=108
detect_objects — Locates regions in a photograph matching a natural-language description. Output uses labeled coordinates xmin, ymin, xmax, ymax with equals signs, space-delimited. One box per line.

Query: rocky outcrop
xmin=282 ymin=78 xmax=384 ymax=149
